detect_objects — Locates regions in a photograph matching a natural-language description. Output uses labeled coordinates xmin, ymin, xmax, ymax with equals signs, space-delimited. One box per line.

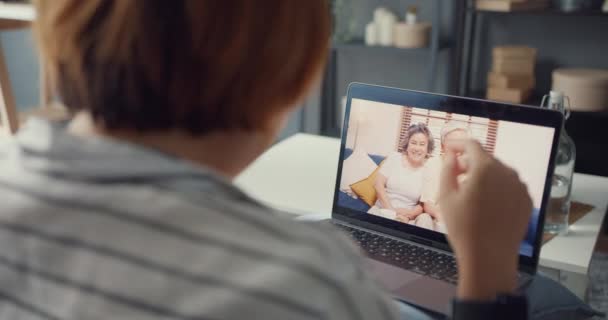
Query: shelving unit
xmin=454 ymin=0 xmax=608 ymax=176
xmin=321 ymin=0 xmax=449 ymax=137
xmin=456 ymin=1 xmax=608 ymax=98
xmin=473 ymin=8 xmax=608 ymax=16
xmin=333 ymin=39 xmax=452 ymax=53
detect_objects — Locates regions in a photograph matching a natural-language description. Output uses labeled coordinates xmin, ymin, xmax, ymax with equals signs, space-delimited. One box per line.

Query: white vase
xmin=377 ymin=12 xmax=397 ymax=46
xmin=364 ymin=22 xmax=378 ymax=46
xmin=373 ymin=7 xmax=389 ymax=24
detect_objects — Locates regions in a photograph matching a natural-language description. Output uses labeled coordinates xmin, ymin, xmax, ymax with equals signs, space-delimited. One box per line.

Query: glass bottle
xmin=541 ymin=91 xmax=576 ymax=235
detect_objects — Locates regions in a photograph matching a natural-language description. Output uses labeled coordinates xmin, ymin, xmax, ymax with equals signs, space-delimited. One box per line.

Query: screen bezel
xmin=332 ymin=83 xmax=563 ymax=274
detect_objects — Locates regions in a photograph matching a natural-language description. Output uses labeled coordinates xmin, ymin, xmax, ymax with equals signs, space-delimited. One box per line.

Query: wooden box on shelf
xmin=476 ymin=0 xmax=550 ymax=12
xmin=491 ymin=46 xmax=537 ymax=76
xmin=493 ymin=46 xmax=537 ymax=60
xmin=487 ymin=87 xmax=532 ymax=104
xmin=488 ymin=72 xmax=535 ymax=90
xmin=486 ymin=45 xmax=537 ymax=103
xmin=492 ymin=58 xmax=536 ymax=75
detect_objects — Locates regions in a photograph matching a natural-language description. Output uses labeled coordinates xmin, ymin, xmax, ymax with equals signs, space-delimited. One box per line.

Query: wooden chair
xmin=0 ymin=41 xmax=19 ymax=137
xmin=0 ymin=3 xmax=69 ymax=138
xmin=0 ymin=46 xmax=69 ymax=138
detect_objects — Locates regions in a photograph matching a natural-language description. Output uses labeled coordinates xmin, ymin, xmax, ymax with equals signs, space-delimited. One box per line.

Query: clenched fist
xmin=440 ymin=140 xmax=533 ymax=300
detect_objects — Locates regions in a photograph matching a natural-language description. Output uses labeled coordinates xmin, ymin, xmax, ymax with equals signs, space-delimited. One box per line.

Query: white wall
xmin=494 ymin=121 xmax=555 ymax=208
xmin=345 ymin=99 xmax=401 ymax=157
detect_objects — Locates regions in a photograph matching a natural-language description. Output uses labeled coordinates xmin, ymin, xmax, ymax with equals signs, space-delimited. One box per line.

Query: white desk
xmin=236 ymin=133 xmax=608 ymax=298
xmin=0 ymin=2 xmax=34 ymax=21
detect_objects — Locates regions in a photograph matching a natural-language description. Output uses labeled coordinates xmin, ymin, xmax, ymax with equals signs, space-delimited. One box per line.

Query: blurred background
xmin=2 ymin=0 xmax=607 ymax=177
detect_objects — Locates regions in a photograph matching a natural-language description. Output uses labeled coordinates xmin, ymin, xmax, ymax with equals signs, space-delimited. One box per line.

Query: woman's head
xmin=401 ymin=123 xmax=435 ymax=166
xmin=33 ymin=1 xmax=330 ymax=136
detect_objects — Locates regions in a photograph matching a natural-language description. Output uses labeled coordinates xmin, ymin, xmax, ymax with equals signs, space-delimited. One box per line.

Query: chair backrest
xmin=0 ymin=16 xmax=38 ymax=136
xmin=0 ymin=45 xmax=18 ymax=136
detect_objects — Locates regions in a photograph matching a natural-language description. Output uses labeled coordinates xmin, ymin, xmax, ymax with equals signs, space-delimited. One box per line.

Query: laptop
xmin=330 ymin=83 xmax=563 ymax=315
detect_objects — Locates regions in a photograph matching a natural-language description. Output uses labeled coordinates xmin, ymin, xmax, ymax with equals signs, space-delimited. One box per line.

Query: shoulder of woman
xmin=381 ymin=152 xmax=400 ymax=165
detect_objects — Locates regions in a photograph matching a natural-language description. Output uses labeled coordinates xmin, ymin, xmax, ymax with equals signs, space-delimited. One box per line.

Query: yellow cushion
xmin=350 ymin=160 xmax=385 ymax=207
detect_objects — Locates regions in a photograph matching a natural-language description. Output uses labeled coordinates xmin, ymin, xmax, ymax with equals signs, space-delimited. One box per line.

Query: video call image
xmin=338 ymin=99 xmax=555 ymax=256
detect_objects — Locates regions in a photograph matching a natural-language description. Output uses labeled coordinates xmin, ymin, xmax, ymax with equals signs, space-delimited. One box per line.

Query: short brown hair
xmin=401 ymin=123 xmax=435 ymax=157
xmin=34 ymin=1 xmax=330 ymax=134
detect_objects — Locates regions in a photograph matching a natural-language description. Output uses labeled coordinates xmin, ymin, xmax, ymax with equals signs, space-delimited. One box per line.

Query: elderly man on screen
xmin=421 ymin=122 xmax=472 ymax=232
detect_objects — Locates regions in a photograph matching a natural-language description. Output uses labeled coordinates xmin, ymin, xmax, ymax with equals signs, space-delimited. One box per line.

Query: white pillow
xmin=339 ymin=149 xmax=378 ymax=197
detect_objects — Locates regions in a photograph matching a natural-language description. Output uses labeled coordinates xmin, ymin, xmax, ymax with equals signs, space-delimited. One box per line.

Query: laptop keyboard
xmin=336 ymin=223 xmax=459 ymax=284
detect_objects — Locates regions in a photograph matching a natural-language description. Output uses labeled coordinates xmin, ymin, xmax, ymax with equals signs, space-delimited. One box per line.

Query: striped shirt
xmin=0 ymin=119 xmax=400 ymax=320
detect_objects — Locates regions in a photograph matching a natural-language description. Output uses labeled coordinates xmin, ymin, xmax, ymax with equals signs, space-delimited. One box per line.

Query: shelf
xmin=471 ymin=8 xmax=608 ymax=17
xmin=332 ymin=40 xmax=452 ymax=53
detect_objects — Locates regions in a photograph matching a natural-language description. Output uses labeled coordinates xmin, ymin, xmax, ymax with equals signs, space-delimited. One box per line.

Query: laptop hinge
xmin=408 ymin=236 xmax=433 ymax=247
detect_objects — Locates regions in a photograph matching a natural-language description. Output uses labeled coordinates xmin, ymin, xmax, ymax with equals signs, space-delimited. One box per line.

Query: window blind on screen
xmin=397 ymin=106 xmax=498 ymax=156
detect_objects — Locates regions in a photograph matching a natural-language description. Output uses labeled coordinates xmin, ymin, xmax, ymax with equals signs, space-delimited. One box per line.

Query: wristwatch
xmin=451 ymin=294 xmax=528 ymax=320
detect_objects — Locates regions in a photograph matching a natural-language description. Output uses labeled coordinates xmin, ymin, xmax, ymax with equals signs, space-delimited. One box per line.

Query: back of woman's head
xmin=34 ymin=0 xmax=330 ymax=134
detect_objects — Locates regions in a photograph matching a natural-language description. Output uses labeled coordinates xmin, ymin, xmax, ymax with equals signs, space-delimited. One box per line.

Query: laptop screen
xmin=336 ymin=98 xmax=556 ymax=258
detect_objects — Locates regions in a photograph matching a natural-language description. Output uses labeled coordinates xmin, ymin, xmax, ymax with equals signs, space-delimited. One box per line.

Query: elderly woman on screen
xmin=368 ymin=123 xmax=435 ymax=226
